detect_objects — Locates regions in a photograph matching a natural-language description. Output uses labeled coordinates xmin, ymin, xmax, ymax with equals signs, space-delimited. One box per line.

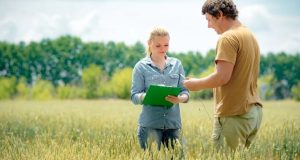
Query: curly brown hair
xmin=202 ymin=0 xmax=238 ymax=20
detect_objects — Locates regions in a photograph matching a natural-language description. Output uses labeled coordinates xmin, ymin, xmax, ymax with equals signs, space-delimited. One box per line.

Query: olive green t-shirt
xmin=214 ymin=25 xmax=262 ymax=117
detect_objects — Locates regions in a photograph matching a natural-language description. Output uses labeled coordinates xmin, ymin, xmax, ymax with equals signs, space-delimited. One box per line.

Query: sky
xmin=1 ymin=0 xmax=300 ymax=54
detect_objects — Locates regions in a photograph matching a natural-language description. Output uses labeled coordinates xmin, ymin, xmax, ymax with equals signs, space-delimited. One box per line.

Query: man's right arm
xmin=183 ymin=60 xmax=234 ymax=91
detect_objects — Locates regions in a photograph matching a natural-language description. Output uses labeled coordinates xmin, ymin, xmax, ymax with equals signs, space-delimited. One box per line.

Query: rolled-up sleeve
xmin=131 ymin=63 xmax=145 ymax=105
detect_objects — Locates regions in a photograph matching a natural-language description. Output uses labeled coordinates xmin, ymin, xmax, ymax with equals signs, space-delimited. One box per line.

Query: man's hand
xmin=183 ymin=78 xmax=202 ymax=91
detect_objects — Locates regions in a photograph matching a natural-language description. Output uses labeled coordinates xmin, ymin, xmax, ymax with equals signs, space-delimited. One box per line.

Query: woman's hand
xmin=165 ymin=94 xmax=188 ymax=104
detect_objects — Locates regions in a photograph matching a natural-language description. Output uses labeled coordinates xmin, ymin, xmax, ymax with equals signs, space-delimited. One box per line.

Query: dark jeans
xmin=137 ymin=126 xmax=181 ymax=150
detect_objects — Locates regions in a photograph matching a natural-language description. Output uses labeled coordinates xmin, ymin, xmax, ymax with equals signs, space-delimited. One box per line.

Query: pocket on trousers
xmin=137 ymin=126 xmax=148 ymax=149
xmin=212 ymin=118 xmax=222 ymax=141
xmin=218 ymin=117 xmax=227 ymax=127
xmin=137 ymin=126 xmax=145 ymax=134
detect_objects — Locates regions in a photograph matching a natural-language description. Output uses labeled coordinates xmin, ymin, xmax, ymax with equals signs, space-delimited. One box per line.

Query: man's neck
xmin=224 ymin=19 xmax=241 ymax=32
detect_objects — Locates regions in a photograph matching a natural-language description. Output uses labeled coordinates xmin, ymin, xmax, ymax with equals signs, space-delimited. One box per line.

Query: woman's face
xmin=149 ymin=35 xmax=169 ymax=56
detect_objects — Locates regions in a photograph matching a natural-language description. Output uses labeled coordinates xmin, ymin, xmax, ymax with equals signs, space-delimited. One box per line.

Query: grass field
xmin=0 ymin=100 xmax=299 ymax=159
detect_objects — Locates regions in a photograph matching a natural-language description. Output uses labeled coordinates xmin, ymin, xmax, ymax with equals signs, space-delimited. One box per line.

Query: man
xmin=183 ymin=0 xmax=263 ymax=151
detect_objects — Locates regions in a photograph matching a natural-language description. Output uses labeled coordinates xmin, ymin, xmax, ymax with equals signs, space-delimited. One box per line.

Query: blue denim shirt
xmin=131 ymin=56 xmax=189 ymax=129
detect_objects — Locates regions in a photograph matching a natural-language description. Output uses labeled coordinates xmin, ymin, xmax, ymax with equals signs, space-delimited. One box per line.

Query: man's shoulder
xmin=221 ymin=29 xmax=237 ymax=39
xmin=223 ymin=26 xmax=252 ymax=38
xmin=219 ymin=28 xmax=244 ymax=45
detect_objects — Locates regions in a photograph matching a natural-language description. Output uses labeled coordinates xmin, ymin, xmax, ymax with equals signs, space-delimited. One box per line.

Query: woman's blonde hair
xmin=146 ymin=27 xmax=170 ymax=57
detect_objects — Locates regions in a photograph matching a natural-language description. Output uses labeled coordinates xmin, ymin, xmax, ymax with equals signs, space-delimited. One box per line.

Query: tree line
xmin=0 ymin=35 xmax=299 ymax=101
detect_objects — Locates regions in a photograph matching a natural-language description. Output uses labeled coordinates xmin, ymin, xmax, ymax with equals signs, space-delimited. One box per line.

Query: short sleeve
xmin=215 ymin=35 xmax=238 ymax=65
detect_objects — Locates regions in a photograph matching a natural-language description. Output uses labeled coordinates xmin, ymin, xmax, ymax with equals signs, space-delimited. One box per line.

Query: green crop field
xmin=0 ymin=100 xmax=299 ymax=159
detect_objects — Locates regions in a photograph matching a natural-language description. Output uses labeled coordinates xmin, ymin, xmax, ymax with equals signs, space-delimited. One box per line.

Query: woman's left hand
xmin=165 ymin=94 xmax=188 ymax=104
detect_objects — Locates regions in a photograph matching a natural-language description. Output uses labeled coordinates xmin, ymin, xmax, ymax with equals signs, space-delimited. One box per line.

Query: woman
xmin=131 ymin=27 xmax=189 ymax=150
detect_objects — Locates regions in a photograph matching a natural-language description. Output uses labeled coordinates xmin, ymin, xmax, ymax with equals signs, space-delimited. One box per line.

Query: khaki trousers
xmin=212 ymin=103 xmax=263 ymax=150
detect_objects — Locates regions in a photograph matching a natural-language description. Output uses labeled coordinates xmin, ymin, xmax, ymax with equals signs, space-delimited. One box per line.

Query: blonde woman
xmin=131 ymin=27 xmax=189 ymax=150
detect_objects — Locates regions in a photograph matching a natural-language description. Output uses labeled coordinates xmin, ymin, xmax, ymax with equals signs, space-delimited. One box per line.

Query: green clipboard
xmin=143 ymin=85 xmax=181 ymax=108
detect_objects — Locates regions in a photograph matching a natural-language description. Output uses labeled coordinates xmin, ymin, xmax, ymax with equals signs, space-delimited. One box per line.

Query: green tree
xmin=81 ymin=64 xmax=104 ymax=99
xmin=0 ymin=77 xmax=16 ymax=99
xmin=80 ymin=41 xmax=106 ymax=75
xmin=291 ymin=81 xmax=300 ymax=101
xmin=57 ymin=84 xmax=82 ymax=99
xmin=51 ymin=36 xmax=84 ymax=85
xmin=110 ymin=67 xmax=133 ymax=99
xmin=16 ymin=77 xmax=30 ymax=99
xmin=189 ymin=65 xmax=214 ymax=100
xmin=171 ymin=51 xmax=205 ymax=76
xmin=97 ymin=80 xmax=114 ymax=98
xmin=31 ymin=79 xmax=55 ymax=100
xmin=1 ymin=35 xmax=300 ymax=101
xmin=25 ymin=41 xmax=44 ymax=84
xmin=260 ymin=52 xmax=300 ymax=99
xmin=125 ymin=41 xmax=145 ymax=68
xmin=258 ymin=73 xmax=276 ymax=100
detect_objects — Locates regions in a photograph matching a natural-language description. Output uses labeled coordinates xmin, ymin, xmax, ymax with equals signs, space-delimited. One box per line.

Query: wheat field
xmin=0 ymin=100 xmax=299 ymax=159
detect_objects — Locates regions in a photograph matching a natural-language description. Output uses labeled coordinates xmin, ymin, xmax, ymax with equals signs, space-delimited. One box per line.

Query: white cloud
xmin=239 ymin=5 xmax=271 ymax=32
xmin=0 ymin=0 xmax=218 ymax=54
xmin=0 ymin=0 xmax=299 ymax=54
xmin=239 ymin=4 xmax=300 ymax=54
xmin=271 ymin=17 xmax=300 ymax=53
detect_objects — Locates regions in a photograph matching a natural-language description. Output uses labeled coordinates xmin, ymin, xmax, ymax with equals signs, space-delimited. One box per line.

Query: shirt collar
xmin=144 ymin=55 xmax=175 ymax=67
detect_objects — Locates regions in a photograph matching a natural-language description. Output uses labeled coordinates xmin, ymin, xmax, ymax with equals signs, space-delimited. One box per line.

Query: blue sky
xmin=1 ymin=0 xmax=300 ymax=54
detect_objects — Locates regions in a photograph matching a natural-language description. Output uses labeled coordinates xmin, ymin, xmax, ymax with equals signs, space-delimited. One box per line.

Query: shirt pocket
xmin=167 ymin=74 xmax=179 ymax=87
xmin=145 ymin=73 xmax=162 ymax=86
